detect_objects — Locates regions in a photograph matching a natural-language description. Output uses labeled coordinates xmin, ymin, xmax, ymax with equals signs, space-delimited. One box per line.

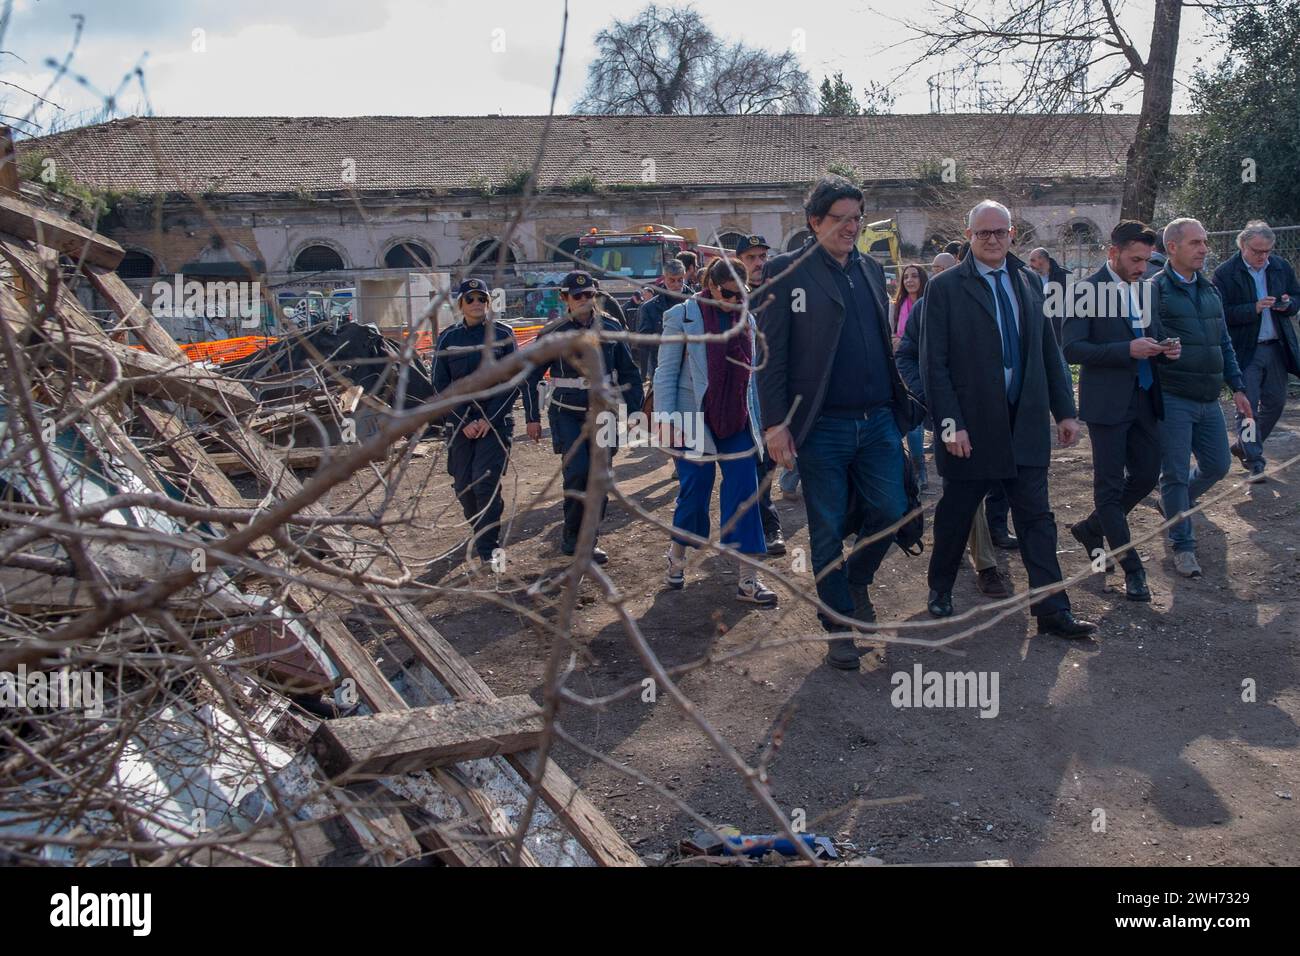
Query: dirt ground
xmin=343 ymin=398 xmax=1300 ymax=866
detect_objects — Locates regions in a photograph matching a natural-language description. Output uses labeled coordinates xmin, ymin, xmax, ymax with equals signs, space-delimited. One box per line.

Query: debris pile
xmin=0 ymin=139 xmax=639 ymax=867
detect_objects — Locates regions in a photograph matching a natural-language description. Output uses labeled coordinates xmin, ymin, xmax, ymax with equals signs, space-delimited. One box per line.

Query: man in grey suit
xmin=921 ymin=200 xmax=1096 ymax=638
xmin=1062 ymin=220 xmax=1180 ymax=602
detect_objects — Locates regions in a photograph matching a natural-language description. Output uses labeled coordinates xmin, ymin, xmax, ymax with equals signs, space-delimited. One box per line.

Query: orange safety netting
xmin=176 ymin=336 xmax=278 ymax=364
xmin=138 ymin=324 xmax=546 ymax=365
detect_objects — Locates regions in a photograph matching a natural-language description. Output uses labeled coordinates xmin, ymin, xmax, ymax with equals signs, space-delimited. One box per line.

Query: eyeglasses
xmin=568 ymin=290 xmax=596 ymax=300
xmin=973 ymin=229 xmax=1011 ymax=241
xmin=718 ymin=287 xmax=745 ymax=302
xmin=462 ymin=293 xmax=489 ymax=305
xmin=824 ymin=213 xmax=865 ymax=228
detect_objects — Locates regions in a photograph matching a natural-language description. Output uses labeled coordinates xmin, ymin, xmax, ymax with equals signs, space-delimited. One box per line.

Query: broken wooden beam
xmin=0 ymin=190 xmax=125 ymax=269
xmin=311 ymin=695 xmax=544 ymax=780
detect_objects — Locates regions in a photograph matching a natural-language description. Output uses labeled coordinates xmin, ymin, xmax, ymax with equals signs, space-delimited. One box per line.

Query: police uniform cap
xmin=734 ymin=235 xmax=770 ymax=255
xmin=455 ymin=278 xmax=490 ymax=299
xmin=561 ymin=271 xmax=598 ymax=293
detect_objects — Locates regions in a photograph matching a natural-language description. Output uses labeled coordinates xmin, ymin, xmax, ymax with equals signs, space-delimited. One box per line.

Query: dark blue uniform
xmin=525 ymin=311 xmax=644 ymax=550
xmin=431 ymin=318 xmax=520 ymax=560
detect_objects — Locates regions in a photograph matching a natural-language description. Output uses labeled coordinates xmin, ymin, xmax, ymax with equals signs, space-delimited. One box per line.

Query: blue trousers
xmin=797 ymin=409 xmax=907 ymax=631
xmin=1158 ymin=393 xmax=1231 ymax=553
xmin=672 ymin=429 xmax=767 ymax=555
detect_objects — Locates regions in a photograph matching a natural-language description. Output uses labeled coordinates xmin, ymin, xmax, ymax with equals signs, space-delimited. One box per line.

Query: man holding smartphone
xmin=1062 ymin=221 xmax=1180 ymax=602
xmin=1151 ymin=218 xmax=1253 ymax=579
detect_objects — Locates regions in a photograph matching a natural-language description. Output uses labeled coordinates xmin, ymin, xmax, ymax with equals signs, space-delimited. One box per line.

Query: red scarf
xmin=698 ymin=295 xmax=753 ymax=441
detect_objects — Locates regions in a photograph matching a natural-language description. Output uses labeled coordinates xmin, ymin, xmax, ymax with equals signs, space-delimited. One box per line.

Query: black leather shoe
xmin=1070 ymin=520 xmax=1114 ymax=572
xmin=990 ymin=528 xmax=1019 ymax=550
xmin=560 ymin=539 xmax=576 ymax=557
xmin=591 ymin=546 xmax=609 ymax=565
xmin=1124 ymin=568 xmax=1151 ymax=602
xmin=765 ymin=530 xmax=787 ymax=556
xmin=927 ymin=589 xmax=953 ymax=618
xmin=1036 ymin=610 xmax=1098 ymax=639
xmin=825 ymin=638 xmax=861 ymax=670
xmin=976 ymin=567 xmax=1011 ymax=598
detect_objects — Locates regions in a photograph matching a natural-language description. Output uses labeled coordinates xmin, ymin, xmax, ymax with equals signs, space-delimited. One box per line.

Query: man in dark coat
xmin=756 ymin=175 xmax=921 ymax=670
xmin=636 ymin=260 xmax=689 ymax=380
xmin=1212 ymin=220 xmax=1300 ymax=478
xmin=1062 ymin=220 xmax=1179 ymax=602
xmin=896 ymin=267 xmax=1013 ymax=602
xmin=921 ymin=200 xmax=1096 ymax=638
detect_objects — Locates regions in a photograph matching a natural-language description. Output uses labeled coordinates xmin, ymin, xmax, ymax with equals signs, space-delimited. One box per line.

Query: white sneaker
xmin=665 ymin=550 xmax=687 ymax=590
xmin=1173 ymin=551 xmax=1202 ymax=578
xmin=737 ymin=576 xmax=778 ymax=606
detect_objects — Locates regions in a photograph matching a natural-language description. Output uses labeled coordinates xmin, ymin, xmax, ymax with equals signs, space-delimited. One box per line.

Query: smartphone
xmin=1158 ymin=337 xmax=1180 ymax=347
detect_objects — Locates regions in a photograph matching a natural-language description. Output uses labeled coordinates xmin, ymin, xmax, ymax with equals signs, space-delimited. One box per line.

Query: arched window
xmin=116 ymin=250 xmax=157 ymax=279
xmin=1060 ymin=220 xmax=1102 ymax=273
xmin=786 ymin=230 xmax=812 ymax=252
xmin=1062 ymin=220 xmax=1100 ymax=245
xmin=384 ymin=241 xmax=433 ymax=269
xmin=468 ymin=239 xmax=516 ymax=270
xmin=293 ymin=244 xmax=345 ymax=273
xmin=552 ymin=236 xmax=581 ymax=264
xmin=716 ymin=231 xmax=746 ymax=251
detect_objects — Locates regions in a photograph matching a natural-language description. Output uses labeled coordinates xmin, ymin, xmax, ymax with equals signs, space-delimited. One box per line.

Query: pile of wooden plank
xmin=0 ymin=132 xmax=639 ymax=867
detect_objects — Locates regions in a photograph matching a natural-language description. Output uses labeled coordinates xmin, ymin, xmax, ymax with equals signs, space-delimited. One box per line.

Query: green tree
xmin=818 ymin=72 xmax=861 ymax=115
xmin=1170 ymin=2 xmax=1300 ymax=229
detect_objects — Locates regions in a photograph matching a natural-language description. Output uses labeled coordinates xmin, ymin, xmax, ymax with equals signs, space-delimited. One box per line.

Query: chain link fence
xmin=1205 ymin=224 xmax=1300 ymax=273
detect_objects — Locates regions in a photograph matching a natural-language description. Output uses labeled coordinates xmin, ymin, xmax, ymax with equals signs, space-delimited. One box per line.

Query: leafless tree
xmin=894 ymin=0 xmax=1260 ymax=223
xmin=574 ymin=2 xmax=812 ymax=115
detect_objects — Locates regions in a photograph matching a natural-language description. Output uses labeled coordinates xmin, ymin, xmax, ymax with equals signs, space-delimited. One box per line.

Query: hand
xmin=462 ymin=419 xmax=489 ymax=439
xmin=1058 ymin=418 xmax=1081 ymax=447
xmin=944 ymin=429 xmax=972 ymax=458
xmin=1130 ymin=337 xmax=1165 ymax=359
xmin=526 ymin=421 xmax=542 ymax=444
xmin=1256 ymin=296 xmax=1277 ymax=313
xmin=1280 ymin=294 xmax=1293 ymax=311
xmin=765 ymin=424 xmax=797 ymax=470
xmin=1233 ymin=391 xmax=1254 ymax=421
xmin=1162 ymin=339 xmax=1182 ymax=361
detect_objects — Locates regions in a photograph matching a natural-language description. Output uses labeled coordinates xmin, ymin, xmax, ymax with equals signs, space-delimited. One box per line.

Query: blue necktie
xmin=990 ymin=270 xmax=1021 ymax=401
xmin=1128 ymin=286 xmax=1153 ymax=390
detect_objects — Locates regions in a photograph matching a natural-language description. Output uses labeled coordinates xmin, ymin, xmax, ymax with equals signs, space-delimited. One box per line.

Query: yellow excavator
xmin=857 ymin=218 xmax=902 ymax=283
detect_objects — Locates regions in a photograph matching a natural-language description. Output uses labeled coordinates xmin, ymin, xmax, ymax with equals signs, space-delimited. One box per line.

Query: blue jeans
xmin=797 ymin=409 xmax=907 ymax=630
xmin=906 ymin=425 xmax=927 ymax=485
xmin=1158 ymin=393 xmax=1231 ymax=553
xmin=672 ymin=428 xmax=767 ymax=555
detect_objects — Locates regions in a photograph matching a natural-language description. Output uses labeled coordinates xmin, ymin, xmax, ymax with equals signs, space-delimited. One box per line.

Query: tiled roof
xmin=22 ymin=113 xmax=1161 ymax=196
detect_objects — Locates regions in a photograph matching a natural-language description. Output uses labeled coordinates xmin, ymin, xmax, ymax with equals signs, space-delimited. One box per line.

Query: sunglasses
xmin=568 ymin=290 xmax=597 ymax=300
xmin=462 ymin=293 xmax=489 ymax=304
xmin=717 ymin=287 xmax=744 ymax=302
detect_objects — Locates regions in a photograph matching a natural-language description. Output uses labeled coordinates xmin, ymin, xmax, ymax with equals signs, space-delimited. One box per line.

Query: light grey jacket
xmin=653 ymin=297 xmax=763 ymax=459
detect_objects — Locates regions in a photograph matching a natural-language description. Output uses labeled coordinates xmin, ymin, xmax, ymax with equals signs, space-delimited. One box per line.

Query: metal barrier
xmin=1206 ymin=224 xmax=1300 ymax=273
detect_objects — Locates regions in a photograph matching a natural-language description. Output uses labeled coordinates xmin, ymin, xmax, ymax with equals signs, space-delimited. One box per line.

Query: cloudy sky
xmin=1 ymin=0 xmax=1219 ymax=131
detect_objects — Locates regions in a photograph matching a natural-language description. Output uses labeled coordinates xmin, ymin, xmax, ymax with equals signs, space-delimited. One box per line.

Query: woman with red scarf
xmin=653 ymin=257 xmax=777 ymax=605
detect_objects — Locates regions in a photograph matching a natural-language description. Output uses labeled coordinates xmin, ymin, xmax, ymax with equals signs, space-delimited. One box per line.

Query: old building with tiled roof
xmin=23 ymin=113 xmax=1155 ymax=333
